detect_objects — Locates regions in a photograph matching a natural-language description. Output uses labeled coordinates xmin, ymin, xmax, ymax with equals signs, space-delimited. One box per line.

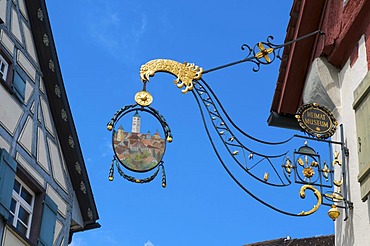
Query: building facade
xmin=0 ymin=0 xmax=99 ymax=245
xmin=269 ymin=0 xmax=370 ymax=245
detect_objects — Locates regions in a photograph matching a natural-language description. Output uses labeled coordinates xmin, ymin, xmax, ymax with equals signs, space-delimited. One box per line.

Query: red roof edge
xmin=270 ymin=0 xmax=327 ymax=116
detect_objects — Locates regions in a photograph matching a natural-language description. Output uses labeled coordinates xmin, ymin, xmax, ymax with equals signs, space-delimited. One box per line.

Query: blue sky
xmin=46 ymin=1 xmax=334 ymax=245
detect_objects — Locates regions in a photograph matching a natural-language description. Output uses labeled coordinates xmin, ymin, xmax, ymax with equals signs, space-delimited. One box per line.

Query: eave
xmin=25 ymin=0 xmax=99 ymax=229
xmin=269 ymin=0 xmax=370 ymax=129
xmin=269 ymin=0 xmax=326 ymax=128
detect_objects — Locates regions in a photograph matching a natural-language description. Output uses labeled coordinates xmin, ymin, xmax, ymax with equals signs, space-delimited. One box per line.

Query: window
xmin=0 ymin=54 xmax=9 ymax=81
xmin=353 ymin=71 xmax=370 ymax=201
xmin=0 ymin=150 xmax=58 ymax=245
xmin=0 ymin=48 xmax=26 ymax=102
xmin=12 ymin=71 xmax=26 ymax=101
xmin=0 ymin=49 xmax=13 ymax=86
xmin=8 ymin=178 xmax=35 ymax=239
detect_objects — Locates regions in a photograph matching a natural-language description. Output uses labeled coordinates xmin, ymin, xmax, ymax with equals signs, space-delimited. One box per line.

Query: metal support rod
xmin=203 ymin=30 xmax=324 ymax=74
xmin=340 ymin=124 xmax=350 ymax=221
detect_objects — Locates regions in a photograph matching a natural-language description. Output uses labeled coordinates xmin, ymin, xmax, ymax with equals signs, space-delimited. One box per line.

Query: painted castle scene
xmin=113 ymin=111 xmax=166 ymax=172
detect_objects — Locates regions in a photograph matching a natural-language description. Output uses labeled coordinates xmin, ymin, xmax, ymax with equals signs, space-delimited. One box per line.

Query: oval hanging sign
xmin=295 ymin=103 xmax=338 ymax=139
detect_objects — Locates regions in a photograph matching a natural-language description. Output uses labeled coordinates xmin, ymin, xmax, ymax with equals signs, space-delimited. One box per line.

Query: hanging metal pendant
xmin=107 ymin=102 xmax=172 ymax=185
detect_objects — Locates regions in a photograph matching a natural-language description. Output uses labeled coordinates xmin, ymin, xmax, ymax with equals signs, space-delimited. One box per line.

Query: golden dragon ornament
xmin=140 ymin=59 xmax=204 ymax=94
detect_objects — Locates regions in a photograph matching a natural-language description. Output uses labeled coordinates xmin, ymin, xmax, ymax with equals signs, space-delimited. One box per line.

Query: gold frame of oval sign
xmin=295 ymin=103 xmax=338 ymax=139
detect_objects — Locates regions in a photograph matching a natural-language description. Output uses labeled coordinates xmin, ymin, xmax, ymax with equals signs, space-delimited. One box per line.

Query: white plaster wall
xmin=17 ymin=115 xmax=33 ymax=155
xmin=302 ymin=57 xmax=341 ymax=119
xmin=2 ymin=227 xmax=28 ymax=246
xmin=46 ymin=184 xmax=68 ymax=218
xmin=303 ymin=35 xmax=370 ymax=246
xmin=17 ymin=50 xmax=36 ymax=81
xmin=0 ymin=135 xmax=10 ymax=151
xmin=10 ymin=7 xmax=22 ymax=43
xmin=0 ymin=84 xmax=23 ymax=135
xmin=334 ymin=36 xmax=370 ymax=246
xmin=0 ymin=0 xmax=7 ymax=24
xmin=48 ymin=138 xmax=68 ymax=191
xmin=15 ymin=153 xmax=44 ymax=186
xmin=0 ymin=30 xmax=14 ymax=56
xmin=54 ymin=220 xmax=63 ymax=245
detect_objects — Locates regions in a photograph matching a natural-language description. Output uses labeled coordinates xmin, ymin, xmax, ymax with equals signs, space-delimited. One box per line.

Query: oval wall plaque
xmin=295 ymin=103 xmax=338 ymax=139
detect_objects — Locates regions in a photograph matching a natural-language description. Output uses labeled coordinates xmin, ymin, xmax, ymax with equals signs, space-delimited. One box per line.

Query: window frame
xmin=0 ymin=47 xmax=26 ymax=103
xmin=0 ymin=48 xmax=14 ymax=89
xmin=6 ymin=165 xmax=45 ymax=246
xmin=9 ymin=177 xmax=35 ymax=238
xmin=0 ymin=53 xmax=9 ymax=81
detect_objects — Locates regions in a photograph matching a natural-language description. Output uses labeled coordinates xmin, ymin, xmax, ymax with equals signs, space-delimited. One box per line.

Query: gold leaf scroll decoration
xmin=298 ymin=185 xmax=322 ymax=216
xmin=140 ymin=59 xmax=204 ymax=94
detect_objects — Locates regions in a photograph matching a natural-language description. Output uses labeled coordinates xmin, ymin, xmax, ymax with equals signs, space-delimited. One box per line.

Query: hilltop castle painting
xmin=113 ymin=111 xmax=166 ymax=172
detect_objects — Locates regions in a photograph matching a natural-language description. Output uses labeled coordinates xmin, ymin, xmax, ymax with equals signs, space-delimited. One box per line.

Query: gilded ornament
xmin=328 ymin=205 xmax=340 ymax=221
xmin=333 ymin=179 xmax=343 ymax=187
xmin=140 ymin=59 xmax=203 ymax=94
xmin=333 ymin=151 xmax=342 ymax=166
xmin=255 ymin=42 xmax=274 ymax=63
xmin=134 ymin=90 xmax=153 ymax=106
xmin=303 ymin=167 xmax=315 ymax=178
xmin=322 ymin=161 xmax=330 ymax=181
xmin=166 ymin=136 xmax=173 ymax=143
xmin=263 ymin=172 xmax=269 ymax=181
xmin=232 ymin=150 xmax=239 ymax=155
xmin=284 ymin=158 xmax=293 ymax=176
xmin=324 ymin=192 xmax=344 ymax=201
xmin=295 ymin=103 xmax=338 ymax=139
xmin=298 ymin=185 xmax=322 ymax=216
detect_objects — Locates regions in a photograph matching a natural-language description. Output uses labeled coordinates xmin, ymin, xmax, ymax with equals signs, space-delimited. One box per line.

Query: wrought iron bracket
xmin=139 ymin=30 xmax=324 ymax=94
xmin=108 ymin=29 xmax=354 ymax=221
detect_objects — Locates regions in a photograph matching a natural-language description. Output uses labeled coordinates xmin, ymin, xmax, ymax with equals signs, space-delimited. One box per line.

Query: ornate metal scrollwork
xmin=191 ymin=77 xmax=350 ymax=220
xmin=140 ymin=59 xmax=204 ymax=93
xmin=108 ymin=30 xmax=351 ymax=220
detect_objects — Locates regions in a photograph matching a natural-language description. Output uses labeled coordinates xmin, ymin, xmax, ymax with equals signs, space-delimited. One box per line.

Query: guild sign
xmin=295 ymin=103 xmax=338 ymax=139
xmin=107 ymin=103 xmax=172 ymax=186
xmin=113 ymin=111 xmax=166 ymax=172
